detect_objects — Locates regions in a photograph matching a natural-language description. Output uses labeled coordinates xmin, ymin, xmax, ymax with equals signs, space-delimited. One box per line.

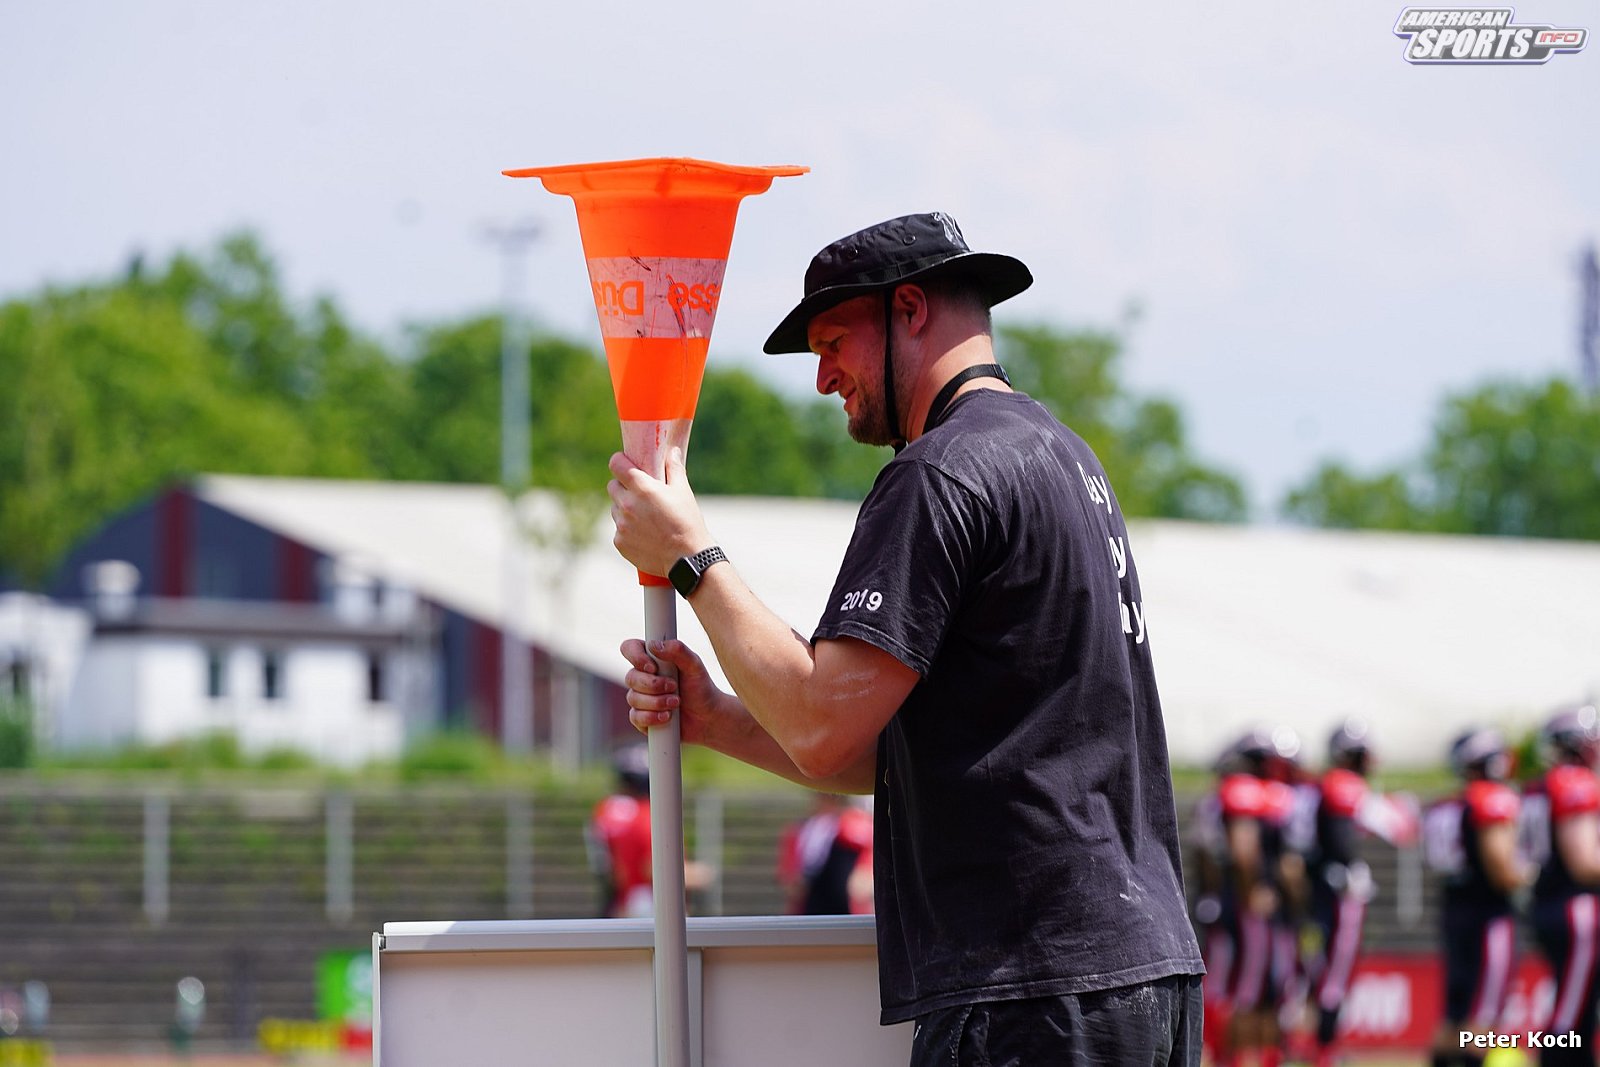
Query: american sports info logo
xmin=1395 ymin=8 xmax=1588 ymax=63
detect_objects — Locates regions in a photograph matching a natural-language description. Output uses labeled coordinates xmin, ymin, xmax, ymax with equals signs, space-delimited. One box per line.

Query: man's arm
xmin=608 ymin=447 xmax=918 ymax=783
xmin=1477 ymin=821 xmax=1531 ymax=895
xmin=620 ymin=637 xmax=881 ymax=793
xmin=1556 ymin=811 xmax=1600 ymax=885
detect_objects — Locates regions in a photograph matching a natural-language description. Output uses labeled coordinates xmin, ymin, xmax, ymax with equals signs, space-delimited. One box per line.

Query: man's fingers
xmin=645 ymin=637 xmax=698 ymax=673
xmin=626 ymin=668 xmax=677 ymax=697
xmin=607 ymin=452 xmax=639 ymax=480
xmin=619 ymin=638 xmax=656 ymax=672
xmin=629 ymin=707 xmax=674 ymax=733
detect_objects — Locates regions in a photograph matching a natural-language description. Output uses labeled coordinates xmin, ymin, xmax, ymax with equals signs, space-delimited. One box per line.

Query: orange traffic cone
xmin=504 ymin=157 xmax=806 ymax=583
xmin=505 ymin=157 xmax=806 ymax=1067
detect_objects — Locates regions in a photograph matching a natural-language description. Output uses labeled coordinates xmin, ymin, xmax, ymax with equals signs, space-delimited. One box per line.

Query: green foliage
xmin=1281 ymin=378 xmax=1600 ymax=539
xmin=396 ymin=729 xmax=508 ymax=782
xmin=1282 ymin=462 xmax=1427 ymax=530
xmin=0 ymin=233 xmax=407 ymax=585
xmin=1425 ymin=378 xmax=1600 ymax=538
xmin=0 ymin=698 xmax=35 ymax=769
xmin=0 ymin=232 xmax=1251 ymax=591
xmin=35 ymin=731 xmax=323 ymax=779
xmin=995 ymin=324 xmax=1248 ymax=521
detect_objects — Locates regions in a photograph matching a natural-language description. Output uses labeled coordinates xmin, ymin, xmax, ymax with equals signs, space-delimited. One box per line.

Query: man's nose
xmin=815 ymin=354 xmax=838 ymax=395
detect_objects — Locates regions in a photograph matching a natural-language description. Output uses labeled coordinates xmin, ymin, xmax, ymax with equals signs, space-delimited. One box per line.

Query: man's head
xmin=612 ymin=742 xmax=650 ymax=796
xmin=1540 ymin=704 xmax=1600 ymax=768
xmin=1327 ymin=718 xmax=1374 ymax=776
xmin=1215 ymin=725 xmax=1301 ymax=781
xmin=1449 ymin=727 xmax=1510 ymax=782
xmin=765 ymin=213 xmax=1032 ymax=444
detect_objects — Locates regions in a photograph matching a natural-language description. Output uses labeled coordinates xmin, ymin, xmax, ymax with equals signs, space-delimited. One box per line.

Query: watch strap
xmin=669 ymin=545 xmax=727 ymax=598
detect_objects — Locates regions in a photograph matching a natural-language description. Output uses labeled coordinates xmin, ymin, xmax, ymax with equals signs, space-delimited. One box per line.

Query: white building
xmin=0 ymin=591 xmax=92 ymax=749
xmin=62 ymin=571 xmax=436 ymax=768
xmin=28 ymin=474 xmax=1600 ymax=769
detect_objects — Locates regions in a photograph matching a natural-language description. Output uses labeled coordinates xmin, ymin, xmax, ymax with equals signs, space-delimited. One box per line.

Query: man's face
xmin=807 ymin=295 xmax=894 ymax=446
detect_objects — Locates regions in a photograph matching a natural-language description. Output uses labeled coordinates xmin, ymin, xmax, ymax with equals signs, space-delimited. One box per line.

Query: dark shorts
xmin=909 ymin=973 xmax=1204 ymax=1067
xmin=1443 ymin=905 xmax=1516 ymax=1028
xmin=1532 ymin=892 xmax=1600 ymax=1052
xmin=1221 ymin=910 xmax=1289 ymax=1012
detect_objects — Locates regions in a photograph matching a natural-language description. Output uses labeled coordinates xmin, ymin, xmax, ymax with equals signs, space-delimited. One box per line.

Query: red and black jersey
xmin=589 ymin=794 xmax=654 ymax=918
xmin=1312 ymin=767 xmax=1368 ymax=879
xmin=1530 ymin=764 xmax=1600 ymax=901
xmin=1447 ymin=779 xmax=1521 ymax=912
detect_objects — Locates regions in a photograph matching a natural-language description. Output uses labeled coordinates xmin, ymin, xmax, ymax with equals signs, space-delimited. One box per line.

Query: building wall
xmin=45 ymin=480 xmax=637 ymax=764
xmin=0 ymin=593 xmax=92 ymax=747
xmin=67 ymin=633 xmax=408 ymax=766
xmin=63 ymin=638 xmax=142 ymax=749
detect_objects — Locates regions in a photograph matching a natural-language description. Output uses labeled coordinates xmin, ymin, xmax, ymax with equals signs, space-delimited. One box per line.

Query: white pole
xmin=643 ymin=584 xmax=691 ymax=1067
xmin=484 ymin=221 xmax=539 ymax=754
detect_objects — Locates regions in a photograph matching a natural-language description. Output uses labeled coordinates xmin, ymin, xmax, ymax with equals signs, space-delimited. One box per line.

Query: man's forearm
xmin=685 ymin=561 xmax=895 ymax=788
xmin=698 ymin=684 xmax=876 ymax=793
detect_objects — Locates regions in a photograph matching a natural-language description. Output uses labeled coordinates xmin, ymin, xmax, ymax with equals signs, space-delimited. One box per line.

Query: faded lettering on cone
xmin=587 ymin=257 xmax=726 ymax=339
xmin=587 ymin=256 xmax=726 ymax=421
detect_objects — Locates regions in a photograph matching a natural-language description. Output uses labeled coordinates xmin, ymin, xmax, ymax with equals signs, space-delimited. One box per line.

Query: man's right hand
xmin=620 ymin=637 xmax=729 ymax=746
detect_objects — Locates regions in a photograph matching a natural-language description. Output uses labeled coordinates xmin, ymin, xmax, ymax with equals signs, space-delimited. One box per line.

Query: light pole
xmin=484 ymin=220 xmax=539 ymax=754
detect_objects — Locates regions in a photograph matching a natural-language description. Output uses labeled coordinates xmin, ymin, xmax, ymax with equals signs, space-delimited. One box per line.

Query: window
xmin=4 ymin=659 xmax=28 ymax=702
xmin=205 ymin=648 xmax=228 ymax=699
xmin=195 ymin=555 xmax=240 ymax=599
xmin=366 ymin=651 xmax=387 ymax=704
xmin=262 ymin=651 xmax=283 ymax=702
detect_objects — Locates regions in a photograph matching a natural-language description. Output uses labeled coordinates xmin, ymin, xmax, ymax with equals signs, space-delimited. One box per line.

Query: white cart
xmin=372 ymin=914 xmax=912 ymax=1066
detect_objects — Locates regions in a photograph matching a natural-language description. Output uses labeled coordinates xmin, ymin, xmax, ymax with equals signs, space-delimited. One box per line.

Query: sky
xmin=3 ymin=0 xmax=1596 ymax=515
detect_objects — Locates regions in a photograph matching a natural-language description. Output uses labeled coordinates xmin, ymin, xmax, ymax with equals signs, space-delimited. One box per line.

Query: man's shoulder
xmin=911 ymin=390 xmax=1059 ymax=454
xmin=890 ymin=391 xmax=1076 ymax=494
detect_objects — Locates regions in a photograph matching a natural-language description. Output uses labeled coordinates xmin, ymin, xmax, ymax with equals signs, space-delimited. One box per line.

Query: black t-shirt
xmin=811 ymin=389 xmax=1204 ymax=1024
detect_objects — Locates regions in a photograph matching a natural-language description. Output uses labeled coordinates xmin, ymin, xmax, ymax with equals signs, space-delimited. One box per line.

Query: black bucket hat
xmin=762 ymin=212 xmax=1033 ymax=355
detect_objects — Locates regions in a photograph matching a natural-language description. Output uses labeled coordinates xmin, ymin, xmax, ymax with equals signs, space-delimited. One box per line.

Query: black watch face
xmin=669 ymin=558 xmax=696 ymax=597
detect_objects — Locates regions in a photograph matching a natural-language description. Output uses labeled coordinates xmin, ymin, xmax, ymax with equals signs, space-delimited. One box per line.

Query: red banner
xmin=1328 ymin=954 xmax=1560 ymax=1050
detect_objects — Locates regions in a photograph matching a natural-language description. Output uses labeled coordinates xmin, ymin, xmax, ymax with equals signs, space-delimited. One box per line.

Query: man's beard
xmin=845 ymin=364 xmax=900 ymax=447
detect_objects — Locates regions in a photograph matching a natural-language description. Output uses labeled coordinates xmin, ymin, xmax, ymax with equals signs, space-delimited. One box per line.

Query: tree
xmin=995 ymin=324 xmax=1248 ymax=521
xmin=401 ymin=316 xmax=618 ymax=490
xmin=1425 ymin=378 xmax=1600 ymax=539
xmin=689 ymin=368 xmax=823 ymax=496
xmin=1280 ymin=377 xmax=1600 ymax=540
xmin=0 ymin=233 xmax=414 ymax=586
xmin=1281 ymin=463 xmax=1427 ymax=531
xmin=0 ymin=234 xmax=1251 ymax=588
xmin=0 ymin=286 xmax=316 ymax=585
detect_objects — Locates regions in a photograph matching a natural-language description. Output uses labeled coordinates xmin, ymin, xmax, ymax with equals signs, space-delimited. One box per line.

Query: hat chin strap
xmin=883 ymin=291 xmax=906 ymax=453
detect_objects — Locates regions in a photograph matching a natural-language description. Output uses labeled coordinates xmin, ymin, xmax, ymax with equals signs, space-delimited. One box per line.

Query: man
xmin=1523 ymin=705 xmax=1600 ymax=1067
xmin=778 ymin=792 xmax=874 ymax=915
xmin=609 ymin=212 xmax=1204 ymax=1065
xmin=586 ymin=742 xmax=656 ymax=918
xmin=1201 ymin=728 xmax=1302 ymax=1067
xmin=1297 ymin=719 xmax=1418 ymax=1067
xmin=1425 ymin=727 xmax=1526 ymax=1067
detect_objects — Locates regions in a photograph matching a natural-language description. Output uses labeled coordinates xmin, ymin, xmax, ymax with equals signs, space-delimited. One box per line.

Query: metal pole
xmin=326 ymin=791 xmax=354 ymax=924
xmin=644 ymin=584 xmax=691 ymax=1067
xmin=143 ymin=792 xmax=169 ymax=925
xmin=1396 ymin=841 xmax=1423 ymax=928
xmin=695 ymin=789 xmax=724 ymax=917
xmin=506 ymin=793 xmax=535 ymax=919
xmin=484 ymin=222 xmax=539 ymax=754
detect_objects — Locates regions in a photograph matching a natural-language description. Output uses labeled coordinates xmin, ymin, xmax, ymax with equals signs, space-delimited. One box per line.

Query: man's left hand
xmin=607 ymin=447 xmax=714 ymax=578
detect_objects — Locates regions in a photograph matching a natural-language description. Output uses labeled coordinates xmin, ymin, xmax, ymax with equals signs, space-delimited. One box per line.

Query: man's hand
xmin=620 ymin=637 xmax=732 ymax=745
xmin=607 ymin=448 xmax=713 ymax=578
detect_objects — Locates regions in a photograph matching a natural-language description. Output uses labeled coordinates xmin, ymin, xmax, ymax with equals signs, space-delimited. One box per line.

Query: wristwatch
xmin=668 ymin=546 xmax=727 ymax=599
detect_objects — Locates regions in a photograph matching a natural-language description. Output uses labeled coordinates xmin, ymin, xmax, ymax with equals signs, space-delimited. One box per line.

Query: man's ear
xmin=892 ymin=283 xmax=930 ymax=336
